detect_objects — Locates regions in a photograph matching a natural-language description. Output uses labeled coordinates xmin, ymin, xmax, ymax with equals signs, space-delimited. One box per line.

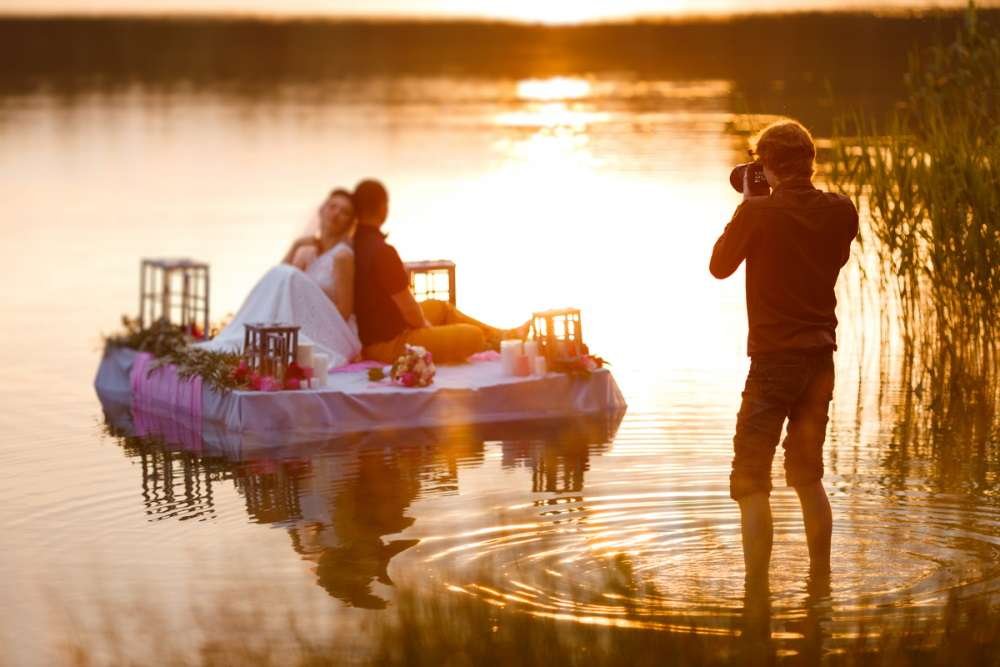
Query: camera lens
xmin=729 ymin=164 xmax=748 ymax=193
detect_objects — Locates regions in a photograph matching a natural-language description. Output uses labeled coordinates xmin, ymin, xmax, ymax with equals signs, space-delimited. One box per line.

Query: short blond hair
xmin=752 ymin=120 xmax=815 ymax=179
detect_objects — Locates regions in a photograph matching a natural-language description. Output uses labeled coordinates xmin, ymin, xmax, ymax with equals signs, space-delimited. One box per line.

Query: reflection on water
xmin=2 ymin=13 xmax=1000 ymax=663
xmin=103 ymin=394 xmax=622 ymax=611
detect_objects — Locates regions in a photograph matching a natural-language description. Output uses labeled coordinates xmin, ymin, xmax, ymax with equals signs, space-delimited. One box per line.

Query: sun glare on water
xmin=517 ymin=77 xmax=592 ymax=101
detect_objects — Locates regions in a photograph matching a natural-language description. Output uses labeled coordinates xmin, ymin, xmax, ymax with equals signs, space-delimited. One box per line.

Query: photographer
xmin=710 ymin=121 xmax=858 ymax=585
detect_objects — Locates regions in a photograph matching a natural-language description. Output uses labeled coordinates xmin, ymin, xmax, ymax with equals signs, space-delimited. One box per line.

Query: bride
xmin=199 ymin=188 xmax=363 ymax=368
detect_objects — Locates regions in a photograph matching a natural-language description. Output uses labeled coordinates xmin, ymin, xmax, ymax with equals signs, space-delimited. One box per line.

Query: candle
xmin=296 ymin=343 xmax=315 ymax=369
xmin=533 ymin=356 xmax=547 ymax=377
xmin=313 ymin=353 xmax=329 ymax=387
xmin=513 ymin=353 xmax=532 ymax=377
xmin=500 ymin=339 xmax=522 ymax=376
xmin=523 ymin=340 xmax=539 ymax=362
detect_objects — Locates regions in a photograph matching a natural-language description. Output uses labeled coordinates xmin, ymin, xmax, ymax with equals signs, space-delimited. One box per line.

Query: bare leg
xmin=794 ymin=480 xmax=832 ymax=575
xmin=738 ymin=491 xmax=773 ymax=583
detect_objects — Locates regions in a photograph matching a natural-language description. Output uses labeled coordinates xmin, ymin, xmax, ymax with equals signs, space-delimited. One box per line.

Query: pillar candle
xmin=513 ymin=354 xmax=532 ymax=377
xmin=312 ymin=352 xmax=329 ymax=387
xmin=533 ymin=356 xmax=547 ymax=376
xmin=523 ymin=340 xmax=539 ymax=362
xmin=296 ymin=343 xmax=315 ymax=369
xmin=500 ymin=339 xmax=522 ymax=376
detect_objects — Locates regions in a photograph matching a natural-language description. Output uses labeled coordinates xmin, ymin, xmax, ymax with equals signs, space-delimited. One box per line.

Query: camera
xmin=729 ymin=161 xmax=770 ymax=196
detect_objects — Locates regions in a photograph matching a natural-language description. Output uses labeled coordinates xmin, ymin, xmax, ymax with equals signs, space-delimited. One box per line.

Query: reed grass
xmin=829 ymin=2 xmax=1000 ymax=443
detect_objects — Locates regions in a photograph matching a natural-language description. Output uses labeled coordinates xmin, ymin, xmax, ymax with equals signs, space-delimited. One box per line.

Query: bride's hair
xmin=300 ymin=187 xmax=357 ymax=239
xmin=326 ymin=188 xmax=356 ymax=212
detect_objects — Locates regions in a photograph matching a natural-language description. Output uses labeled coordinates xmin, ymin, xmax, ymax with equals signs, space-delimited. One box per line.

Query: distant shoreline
xmin=0 ymin=5 xmax=995 ymax=27
xmin=2 ymin=6 xmax=997 ymax=131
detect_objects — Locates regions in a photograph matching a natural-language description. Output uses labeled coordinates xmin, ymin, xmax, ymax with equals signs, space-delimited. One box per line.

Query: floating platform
xmin=94 ymin=347 xmax=627 ymax=444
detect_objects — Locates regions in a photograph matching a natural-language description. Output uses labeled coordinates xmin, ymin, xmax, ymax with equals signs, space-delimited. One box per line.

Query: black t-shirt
xmin=709 ymin=177 xmax=859 ymax=356
xmin=354 ymin=224 xmax=410 ymax=346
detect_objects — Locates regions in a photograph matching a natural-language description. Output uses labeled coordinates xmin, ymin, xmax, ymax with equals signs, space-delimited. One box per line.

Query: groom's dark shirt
xmin=710 ymin=177 xmax=859 ymax=356
xmin=354 ymin=224 xmax=409 ymax=347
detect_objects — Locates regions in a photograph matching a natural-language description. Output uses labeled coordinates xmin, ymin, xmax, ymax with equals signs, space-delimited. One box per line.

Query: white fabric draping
xmin=198 ymin=260 xmax=361 ymax=369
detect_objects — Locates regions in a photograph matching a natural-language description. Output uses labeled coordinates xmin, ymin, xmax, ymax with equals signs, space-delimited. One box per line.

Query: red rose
xmin=232 ymin=360 xmax=250 ymax=382
xmin=284 ymin=377 xmax=301 ymax=391
xmin=249 ymin=372 xmax=262 ymax=391
xmin=285 ymin=362 xmax=306 ymax=381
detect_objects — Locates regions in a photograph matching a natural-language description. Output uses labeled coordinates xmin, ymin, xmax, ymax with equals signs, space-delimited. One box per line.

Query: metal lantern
xmin=243 ymin=323 xmax=300 ymax=377
xmin=139 ymin=258 xmax=210 ymax=334
xmin=530 ymin=308 xmax=585 ymax=361
xmin=405 ymin=260 xmax=456 ymax=305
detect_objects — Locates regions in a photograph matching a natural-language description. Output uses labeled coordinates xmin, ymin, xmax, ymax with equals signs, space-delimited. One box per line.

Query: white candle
xmin=499 ymin=339 xmax=522 ymax=376
xmin=523 ymin=340 xmax=539 ymax=362
xmin=313 ymin=352 xmax=329 ymax=387
xmin=533 ymin=356 xmax=547 ymax=377
xmin=296 ymin=343 xmax=315 ymax=369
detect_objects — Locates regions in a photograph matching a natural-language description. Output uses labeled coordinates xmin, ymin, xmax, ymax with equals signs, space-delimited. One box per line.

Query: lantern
xmin=243 ymin=323 xmax=300 ymax=378
xmin=139 ymin=258 xmax=210 ymax=335
xmin=404 ymin=260 xmax=456 ymax=305
xmin=530 ymin=308 xmax=585 ymax=361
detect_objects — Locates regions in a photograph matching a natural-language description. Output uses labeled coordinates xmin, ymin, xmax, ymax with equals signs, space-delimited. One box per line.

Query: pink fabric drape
xmin=130 ymin=352 xmax=204 ymax=451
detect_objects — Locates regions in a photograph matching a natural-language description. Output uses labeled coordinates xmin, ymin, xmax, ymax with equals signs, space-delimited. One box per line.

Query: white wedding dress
xmin=199 ymin=243 xmax=362 ymax=369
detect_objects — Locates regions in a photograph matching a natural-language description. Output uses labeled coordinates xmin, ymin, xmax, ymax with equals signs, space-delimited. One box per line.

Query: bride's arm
xmin=282 ymin=236 xmax=317 ymax=265
xmin=332 ymin=250 xmax=354 ymax=321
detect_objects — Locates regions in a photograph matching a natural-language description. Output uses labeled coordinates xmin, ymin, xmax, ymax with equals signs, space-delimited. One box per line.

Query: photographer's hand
xmin=742 ymin=167 xmax=752 ymax=202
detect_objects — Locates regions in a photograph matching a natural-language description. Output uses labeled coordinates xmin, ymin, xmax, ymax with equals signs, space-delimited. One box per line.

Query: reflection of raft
xmin=95 ymin=346 xmax=627 ymax=443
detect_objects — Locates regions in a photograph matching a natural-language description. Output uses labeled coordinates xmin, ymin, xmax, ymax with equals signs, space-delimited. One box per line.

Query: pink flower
xmin=249 ymin=372 xmax=262 ymax=391
xmin=400 ymin=371 xmax=417 ymax=387
xmin=260 ymin=376 xmax=281 ymax=392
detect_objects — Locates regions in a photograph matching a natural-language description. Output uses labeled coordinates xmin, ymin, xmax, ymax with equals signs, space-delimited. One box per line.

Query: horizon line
xmin=0 ymin=4 xmax=989 ymax=27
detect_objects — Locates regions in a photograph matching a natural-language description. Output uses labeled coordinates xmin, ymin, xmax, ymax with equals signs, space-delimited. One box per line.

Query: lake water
xmin=2 ymin=15 xmax=999 ymax=665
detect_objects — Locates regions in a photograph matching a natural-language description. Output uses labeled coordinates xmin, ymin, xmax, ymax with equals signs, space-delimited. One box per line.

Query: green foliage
xmin=830 ymin=2 xmax=1000 ymax=434
xmin=105 ymin=315 xmax=245 ymax=393
xmin=150 ymin=348 xmax=246 ymax=393
xmin=103 ymin=316 xmax=189 ymax=358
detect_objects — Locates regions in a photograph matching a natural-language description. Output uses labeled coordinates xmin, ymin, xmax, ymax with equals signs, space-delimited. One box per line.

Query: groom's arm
xmin=392 ymin=290 xmax=430 ymax=329
xmin=378 ymin=242 xmax=430 ymax=329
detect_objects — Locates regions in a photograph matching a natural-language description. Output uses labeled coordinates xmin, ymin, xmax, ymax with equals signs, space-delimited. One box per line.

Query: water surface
xmin=2 ymin=16 xmax=999 ymax=664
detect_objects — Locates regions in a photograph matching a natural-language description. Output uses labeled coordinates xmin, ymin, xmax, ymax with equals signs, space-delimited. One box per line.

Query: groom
xmin=710 ymin=121 xmax=858 ymax=583
xmin=352 ymin=179 xmax=499 ymax=364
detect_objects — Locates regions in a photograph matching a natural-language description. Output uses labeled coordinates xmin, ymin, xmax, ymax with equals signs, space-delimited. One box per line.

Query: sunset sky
xmin=0 ymin=0 xmax=989 ymax=22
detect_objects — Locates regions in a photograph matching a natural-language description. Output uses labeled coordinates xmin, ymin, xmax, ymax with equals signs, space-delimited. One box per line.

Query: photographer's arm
xmin=709 ymin=204 xmax=753 ymax=279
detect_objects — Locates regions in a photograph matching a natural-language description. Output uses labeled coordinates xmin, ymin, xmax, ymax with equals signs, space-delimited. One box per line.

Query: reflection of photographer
xmin=710 ymin=121 xmax=858 ymax=586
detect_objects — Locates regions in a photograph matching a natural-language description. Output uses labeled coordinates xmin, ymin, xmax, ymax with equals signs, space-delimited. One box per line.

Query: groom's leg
xmin=405 ymin=324 xmax=486 ymax=364
xmin=420 ymin=300 xmax=502 ymax=333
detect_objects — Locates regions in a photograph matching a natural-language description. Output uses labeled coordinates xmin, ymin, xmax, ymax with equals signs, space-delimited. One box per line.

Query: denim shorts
xmin=730 ymin=348 xmax=835 ymax=500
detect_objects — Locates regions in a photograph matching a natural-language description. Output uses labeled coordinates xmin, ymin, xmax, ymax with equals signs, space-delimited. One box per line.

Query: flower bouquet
xmin=387 ymin=344 xmax=436 ymax=388
xmin=549 ymin=354 xmax=608 ymax=377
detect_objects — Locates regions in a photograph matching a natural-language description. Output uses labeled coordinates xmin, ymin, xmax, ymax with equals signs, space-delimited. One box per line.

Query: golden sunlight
xmin=517 ymin=77 xmax=592 ymax=102
xmin=465 ymin=0 xmax=693 ymax=24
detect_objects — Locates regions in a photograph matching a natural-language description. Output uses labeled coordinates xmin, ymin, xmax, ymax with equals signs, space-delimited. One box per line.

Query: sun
xmin=476 ymin=0 xmax=693 ymax=24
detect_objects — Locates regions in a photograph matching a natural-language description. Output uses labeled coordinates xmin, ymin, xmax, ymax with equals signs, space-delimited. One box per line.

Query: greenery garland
xmin=104 ymin=316 xmax=246 ymax=393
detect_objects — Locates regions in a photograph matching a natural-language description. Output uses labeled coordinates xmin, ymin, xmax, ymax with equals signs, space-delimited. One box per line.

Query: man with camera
xmin=710 ymin=121 xmax=858 ymax=584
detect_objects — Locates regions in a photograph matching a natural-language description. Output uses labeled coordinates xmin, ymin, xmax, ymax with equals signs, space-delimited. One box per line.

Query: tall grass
xmin=830 ymin=3 xmax=1000 ymax=443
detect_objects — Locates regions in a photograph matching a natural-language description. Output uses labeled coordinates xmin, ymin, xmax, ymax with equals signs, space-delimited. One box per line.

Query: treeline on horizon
xmin=2 ymin=10 xmax=998 ymax=102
